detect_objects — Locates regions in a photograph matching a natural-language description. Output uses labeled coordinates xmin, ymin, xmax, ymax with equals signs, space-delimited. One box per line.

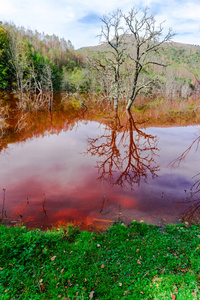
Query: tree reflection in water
xmin=87 ymin=110 xmax=160 ymax=189
xmin=170 ymin=132 xmax=200 ymax=223
xmin=42 ymin=193 xmax=48 ymax=218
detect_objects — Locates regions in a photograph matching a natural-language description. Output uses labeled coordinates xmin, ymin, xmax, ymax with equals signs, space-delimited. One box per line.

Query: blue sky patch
xmin=78 ymin=13 xmax=101 ymax=24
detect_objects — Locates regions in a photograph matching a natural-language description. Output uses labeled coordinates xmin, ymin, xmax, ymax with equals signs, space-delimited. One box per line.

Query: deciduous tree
xmin=97 ymin=7 xmax=174 ymax=110
xmin=98 ymin=9 xmax=127 ymax=109
xmin=124 ymin=7 xmax=174 ymax=110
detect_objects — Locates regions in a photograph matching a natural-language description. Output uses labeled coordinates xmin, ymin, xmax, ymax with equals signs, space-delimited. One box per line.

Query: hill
xmin=77 ymin=36 xmax=200 ymax=105
xmin=79 ymin=35 xmax=200 ymax=76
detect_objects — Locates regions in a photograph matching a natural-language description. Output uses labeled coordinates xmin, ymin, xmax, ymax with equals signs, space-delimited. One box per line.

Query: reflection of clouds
xmin=138 ymin=173 xmax=192 ymax=213
xmin=1 ymin=122 xmax=200 ymax=227
xmin=166 ymin=125 xmax=200 ymax=223
xmin=152 ymin=173 xmax=191 ymax=191
xmin=147 ymin=126 xmax=200 ymax=177
xmin=0 ymin=122 xmax=100 ymax=188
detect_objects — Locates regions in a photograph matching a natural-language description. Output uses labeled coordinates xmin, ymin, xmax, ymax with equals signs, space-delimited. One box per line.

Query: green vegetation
xmin=0 ymin=22 xmax=84 ymax=93
xmin=1 ymin=18 xmax=200 ymax=106
xmin=1 ymin=222 xmax=200 ymax=299
xmin=0 ymin=26 xmax=13 ymax=89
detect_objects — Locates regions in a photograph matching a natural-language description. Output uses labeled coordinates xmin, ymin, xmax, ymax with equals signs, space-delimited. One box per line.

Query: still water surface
xmin=1 ymin=109 xmax=200 ymax=229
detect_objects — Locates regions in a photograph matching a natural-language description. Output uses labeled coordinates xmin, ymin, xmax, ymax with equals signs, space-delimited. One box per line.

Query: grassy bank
xmin=0 ymin=222 xmax=200 ymax=299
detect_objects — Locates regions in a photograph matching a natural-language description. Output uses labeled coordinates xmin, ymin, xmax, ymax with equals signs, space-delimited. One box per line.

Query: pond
xmin=1 ymin=94 xmax=200 ymax=230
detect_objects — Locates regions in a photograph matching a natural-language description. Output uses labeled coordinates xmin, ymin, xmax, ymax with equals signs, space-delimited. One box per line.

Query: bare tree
xmin=98 ymin=9 xmax=127 ymax=110
xmin=95 ymin=7 xmax=174 ymax=110
xmin=124 ymin=7 xmax=174 ymax=110
xmin=5 ymin=26 xmax=30 ymax=96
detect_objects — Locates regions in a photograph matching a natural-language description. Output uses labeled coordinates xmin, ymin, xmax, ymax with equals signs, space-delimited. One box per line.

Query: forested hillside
xmin=1 ymin=20 xmax=200 ymax=104
xmin=80 ymin=36 xmax=200 ymax=104
xmin=0 ymin=22 xmax=84 ymax=92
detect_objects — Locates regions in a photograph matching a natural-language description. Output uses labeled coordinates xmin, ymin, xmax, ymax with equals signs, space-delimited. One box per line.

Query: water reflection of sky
xmin=146 ymin=126 xmax=200 ymax=196
xmin=1 ymin=122 xmax=200 ymax=228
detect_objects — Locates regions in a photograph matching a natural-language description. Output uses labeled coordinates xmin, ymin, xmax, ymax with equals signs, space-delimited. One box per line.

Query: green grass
xmin=0 ymin=222 xmax=200 ymax=299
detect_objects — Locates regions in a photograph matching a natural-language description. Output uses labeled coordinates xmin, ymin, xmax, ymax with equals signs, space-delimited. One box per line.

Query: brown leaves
xmin=89 ymin=291 xmax=94 ymax=298
xmin=192 ymin=292 xmax=196 ymax=297
xmin=40 ymin=283 xmax=45 ymax=292
xmin=68 ymin=279 xmax=73 ymax=287
xmin=180 ymin=268 xmax=187 ymax=272
xmin=39 ymin=279 xmax=45 ymax=292
xmin=50 ymin=255 xmax=57 ymax=261
xmin=177 ymin=267 xmax=188 ymax=273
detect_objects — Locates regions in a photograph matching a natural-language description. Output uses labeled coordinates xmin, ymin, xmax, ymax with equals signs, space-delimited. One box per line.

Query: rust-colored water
xmin=1 ymin=96 xmax=200 ymax=229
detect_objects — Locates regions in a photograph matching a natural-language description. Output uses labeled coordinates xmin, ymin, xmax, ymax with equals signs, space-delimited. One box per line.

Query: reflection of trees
xmin=42 ymin=193 xmax=48 ymax=218
xmin=87 ymin=111 xmax=122 ymax=183
xmin=16 ymin=91 xmax=53 ymax=111
xmin=0 ymin=94 xmax=9 ymax=140
xmin=170 ymin=133 xmax=200 ymax=223
xmin=87 ymin=111 xmax=159 ymax=188
xmin=180 ymin=192 xmax=200 ymax=223
xmin=0 ymin=93 xmax=90 ymax=153
xmin=170 ymin=135 xmax=200 ymax=168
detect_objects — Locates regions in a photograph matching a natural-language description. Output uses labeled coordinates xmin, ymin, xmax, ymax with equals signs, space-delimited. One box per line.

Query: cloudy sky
xmin=0 ymin=0 xmax=200 ymax=49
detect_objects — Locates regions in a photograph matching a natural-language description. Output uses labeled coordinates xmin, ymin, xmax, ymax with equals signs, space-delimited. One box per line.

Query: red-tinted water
xmin=1 ymin=107 xmax=200 ymax=229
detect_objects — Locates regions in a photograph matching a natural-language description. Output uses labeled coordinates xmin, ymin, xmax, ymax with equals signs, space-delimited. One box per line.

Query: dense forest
xmin=0 ymin=18 xmax=200 ymax=105
xmin=0 ymin=21 xmax=84 ymax=92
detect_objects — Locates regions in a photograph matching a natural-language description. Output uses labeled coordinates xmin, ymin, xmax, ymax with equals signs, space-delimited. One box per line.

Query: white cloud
xmin=0 ymin=0 xmax=200 ymax=48
xmin=0 ymin=1 xmax=14 ymax=14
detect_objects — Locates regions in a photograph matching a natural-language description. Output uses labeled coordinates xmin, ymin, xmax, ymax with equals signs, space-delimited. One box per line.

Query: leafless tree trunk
xmin=124 ymin=7 xmax=174 ymax=110
xmin=98 ymin=9 xmax=127 ymax=109
xmin=5 ymin=26 xmax=29 ymax=96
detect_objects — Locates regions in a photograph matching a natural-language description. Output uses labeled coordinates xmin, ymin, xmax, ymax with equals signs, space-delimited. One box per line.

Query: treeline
xmin=1 ymin=20 xmax=200 ymax=105
xmin=0 ymin=21 xmax=84 ymax=92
